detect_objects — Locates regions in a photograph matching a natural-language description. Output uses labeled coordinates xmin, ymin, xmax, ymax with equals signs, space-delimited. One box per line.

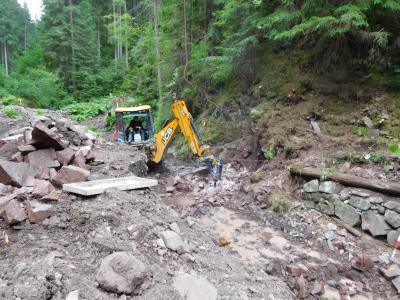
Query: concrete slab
xmin=62 ymin=176 xmax=158 ymax=196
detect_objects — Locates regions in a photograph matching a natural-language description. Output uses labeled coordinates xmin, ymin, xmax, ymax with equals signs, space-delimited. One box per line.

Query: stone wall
xmin=302 ymin=179 xmax=400 ymax=245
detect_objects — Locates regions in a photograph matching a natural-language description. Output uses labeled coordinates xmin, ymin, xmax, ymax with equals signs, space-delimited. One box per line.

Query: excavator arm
xmin=148 ymin=100 xmax=223 ymax=185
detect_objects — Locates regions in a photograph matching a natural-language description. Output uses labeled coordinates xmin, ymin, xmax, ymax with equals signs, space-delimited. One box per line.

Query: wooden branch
xmin=289 ymin=166 xmax=400 ymax=197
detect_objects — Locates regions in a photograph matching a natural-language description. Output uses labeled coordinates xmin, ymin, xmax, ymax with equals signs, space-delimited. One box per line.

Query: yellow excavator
xmin=112 ymin=100 xmax=223 ymax=185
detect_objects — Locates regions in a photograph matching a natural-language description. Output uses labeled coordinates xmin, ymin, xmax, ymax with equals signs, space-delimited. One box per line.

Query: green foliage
xmin=65 ymin=99 xmax=112 ymax=122
xmin=271 ymin=192 xmax=290 ymax=213
xmin=390 ymin=144 xmax=400 ymax=155
xmin=106 ymin=114 xmax=116 ymax=130
xmin=263 ymin=147 xmax=276 ymax=160
xmin=356 ymin=127 xmax=368 ymax=137
xmin=6 ymin=68 xmax=66 ymax=108
xmin=0 ymin=95 xmax=25 ymax=106
xmin=2 ymin=106 xmax=21 ymax=119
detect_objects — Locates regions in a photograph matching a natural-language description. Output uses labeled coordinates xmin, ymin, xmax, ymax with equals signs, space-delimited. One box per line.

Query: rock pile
xmin=0 ymin=115 xmax=96 ymax=225
xmin=302 ymin=179 xmax=400 ymax=245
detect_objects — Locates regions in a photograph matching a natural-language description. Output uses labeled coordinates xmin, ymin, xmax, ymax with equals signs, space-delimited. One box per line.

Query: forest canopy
xmin=0 ymin=0 xmax=399 ymax=110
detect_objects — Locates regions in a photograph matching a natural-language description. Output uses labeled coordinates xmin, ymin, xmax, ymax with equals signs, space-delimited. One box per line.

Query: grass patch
xmin=2 ymin=106 xmax=21 ymax=119
xmin=0 ymin=95 xmax=25 ymax=106
xmin=271 ymin=192 xmax=290 ymax=213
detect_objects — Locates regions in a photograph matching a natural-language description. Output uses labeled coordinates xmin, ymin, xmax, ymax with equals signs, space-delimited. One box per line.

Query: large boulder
xmin=0 ymin=160 xmax=32 ymax=187
xmin=26 ymin=200 xmax=56 ymax=223
xmin=173 ymin=273 xmax=218 ymax=300
xmin=361 ymin=210 xmax=391 ymax=236
xmin=96 ymin=252 xmax=148 ymax=294
xmin=52 ymin=166 xmax=90 ymax=187
xmin=334 ymin=200 xmax=360 ymax=227
xmin=30 ymin=122 xmax=67 ymax=150
xmin=24 ymin=148 xmax=60 ymax=169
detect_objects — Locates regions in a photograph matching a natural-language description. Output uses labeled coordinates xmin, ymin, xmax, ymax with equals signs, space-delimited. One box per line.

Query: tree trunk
xmin=97 ymin=22 xmax=101 ymax=60
xmin=24 ymin=21 xmax=27 ymax=51
xmin=124 ymin=0 xmax=129 ymax=70
xmin=183 ymin=0 xmax=188 ymax=81
xmin=113 ymin=0 xmax=117 ymax=69
xmin=152 ymin=0 xmax=162 ymax=102
xmin=289 ymin=167 xmax=400 ymax=197
xmin=4 ymin=43 xmax=8 ymax=75
xmin=69 ymin=0 xmax=76 ymax=91
xmin=204 ymin=0 xmax=212 ymax=35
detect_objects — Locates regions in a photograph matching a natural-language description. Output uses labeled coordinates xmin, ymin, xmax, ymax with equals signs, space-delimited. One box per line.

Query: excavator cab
xmin=113 ymin=105 xmax=155 ymax=146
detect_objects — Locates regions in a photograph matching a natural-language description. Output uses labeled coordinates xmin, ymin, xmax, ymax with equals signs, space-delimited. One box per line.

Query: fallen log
xmin=289 ymin=166 xmax=400 ymax=197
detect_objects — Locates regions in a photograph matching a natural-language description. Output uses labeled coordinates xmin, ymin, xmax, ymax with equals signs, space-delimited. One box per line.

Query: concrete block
xmin=63 ymin=176 xmax=158 ymax=196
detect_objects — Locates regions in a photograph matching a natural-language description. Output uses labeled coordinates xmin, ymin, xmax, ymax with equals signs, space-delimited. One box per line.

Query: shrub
xmin=271 ymin=193 xmax=290 ymax=213
xmin=2 ymin=106 xmax=21 ymax=119
xmin=0 ymin=95 xmax=25 ymax=106
xmin=65 ymin=99 xmax=112 ymax=122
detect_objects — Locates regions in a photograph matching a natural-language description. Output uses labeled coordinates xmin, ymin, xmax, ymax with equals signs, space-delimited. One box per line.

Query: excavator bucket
xmin=205 ymin=158 xmax=224 ymax=187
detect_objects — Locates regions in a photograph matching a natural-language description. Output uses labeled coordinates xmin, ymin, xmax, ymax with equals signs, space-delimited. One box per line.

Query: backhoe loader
xmin=113 ymin=100 xmax=223 ymax=185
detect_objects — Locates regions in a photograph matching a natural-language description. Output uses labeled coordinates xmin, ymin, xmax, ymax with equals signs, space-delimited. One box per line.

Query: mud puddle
xmin=198 ymin=207 xmax=334 ymax=266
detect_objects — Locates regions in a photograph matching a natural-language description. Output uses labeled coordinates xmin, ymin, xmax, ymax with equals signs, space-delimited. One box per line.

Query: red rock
xmin=380 ymin=264 xmax=400 ymax=279
xmin=72 ymin=151 xmax=86 ymax=168
xmin=30 ymin=122 xmax=67 ymax=150
xmin=296 ymin=275 xmax=307 ymax=299
xmin=32 ymin=180 xmax=56 ymax=198
xmin=41 ymin=190 xmax=61 ymax=201
xmin=24 ymin=148 xmax=60 ymax=168
xmin=85 ymin=151 xmax=96 ymax=162
xmin=49 ymin=168 xmax=57 ymax=181
xmin=52 ymin=165 xmax=90 ymax=187
xmin=26 ymin=200 xmax=56 ymax=223
xmin=0 ymin=183 xmax=12 ymax=195
xmin=0 ymin=199 xmax=27 ymax=224
xmin=287 ymin=263 xmax=312 ymax=277
xmin=24 ymin=176 xmax=36 ymax=187
xmin=34 ymin=166 xmax=50 ymax=180
xmin=0 ymin=136 xmax=21 ymax=160
xmin=0 ymin=160 xmax=31 ymax=187
xmin=11 ymin=152 xmax=24 ymax=163
xmin=56 ymin=148 xmax=75 ymax=166
xmin=17 ymin=144 xmax=36 ymax=154
xmin=351 ymin=253 xmax=374 ymax=272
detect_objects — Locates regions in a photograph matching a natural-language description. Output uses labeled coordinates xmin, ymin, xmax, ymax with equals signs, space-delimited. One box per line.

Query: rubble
xmin=96 ymin=252 xmax=148 ymax=294
xmin=160 ymin=230 xmax=187 ymax=253
xmin=380 ymin=265 xmax=400 ymax=279
xmin=0 ymin=160 xmax=32 ymax=187
xmin=173 ymin=272 xmax=218 ymax=300
xmin=52 ymin=166 xmax=90 ymax=187
xmin=361 ymin=210 xmax=391 ymax=236
xmin=30 ymin=122 xmax=67 ymax=150
xmin=26 ymin=200 xmax=56 ymax=223
xmin=31 ymin=180 xmax=55 ymax=198
xmin=0 ymin=199 xmax=27 ymax=224
xmin=56 ymin=148 xmax=75 ymax=166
